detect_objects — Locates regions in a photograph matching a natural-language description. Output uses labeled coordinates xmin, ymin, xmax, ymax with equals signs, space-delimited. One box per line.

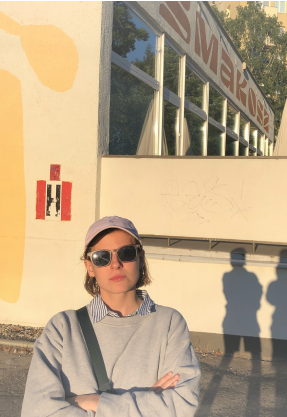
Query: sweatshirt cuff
xmin=96 ymin=392 xmax=124 ymax=417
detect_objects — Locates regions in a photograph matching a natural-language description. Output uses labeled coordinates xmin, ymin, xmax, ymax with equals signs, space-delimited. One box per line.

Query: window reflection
xmin=239 ymin=142 xmax=248 ymax=156
xmin=112 ymin=2 xmax=157 ymax=78
xmin=185 ymin=67 xmax=205 ymax=109
xmin=164 ymin=101 xmax=179 ymax=155
xmin=209 ymin=85 xmax=225 ymax=125
xmin=164 ymin=43 xmax=179 ymax=95
xmin=240 ymin=116 xmax=248 ymax=140
xmin=109 ymin=64 xmax=155 ymax=155
xmin=184 ymin=110 xmax=205 ymax=155
xmin=257 ymin=134 xmax=264 ymax=153
xmin=225 ymin=135 xmax=238 ymax=156
xmin=208 ymin=124 xmax=224 ymax=155
xmin=249 ymin=124 xmax=257 ymax=148
xmin=226 ymin=105 xmax=238 ymax=132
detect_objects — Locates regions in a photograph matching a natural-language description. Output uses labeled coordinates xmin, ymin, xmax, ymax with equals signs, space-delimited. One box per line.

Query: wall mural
xmin=0 ymin=11 xmax=79 ymax=303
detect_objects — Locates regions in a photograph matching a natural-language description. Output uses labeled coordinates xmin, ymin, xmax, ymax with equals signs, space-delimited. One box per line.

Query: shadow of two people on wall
xmin=199 ymin=248 xmax=287 ymax=416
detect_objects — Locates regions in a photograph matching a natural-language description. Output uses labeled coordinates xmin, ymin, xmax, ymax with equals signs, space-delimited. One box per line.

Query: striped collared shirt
xmin=89 ymin=289 xmax=155 ymax=323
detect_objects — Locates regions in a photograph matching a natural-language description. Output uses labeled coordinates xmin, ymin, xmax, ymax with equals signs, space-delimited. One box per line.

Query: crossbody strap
xmin=76 ymin=306 xmax=113 ymax=394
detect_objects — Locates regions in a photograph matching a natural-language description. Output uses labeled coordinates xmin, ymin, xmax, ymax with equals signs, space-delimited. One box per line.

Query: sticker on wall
xmin=36 ymin=165 xmax=72 ymax=221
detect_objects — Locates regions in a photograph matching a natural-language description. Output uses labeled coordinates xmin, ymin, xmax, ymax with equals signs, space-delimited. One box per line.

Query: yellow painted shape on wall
xmin=0 ymin=70 xmax=26 ymax=303
xmin=0 ymin=11 xmax=79 ymax=92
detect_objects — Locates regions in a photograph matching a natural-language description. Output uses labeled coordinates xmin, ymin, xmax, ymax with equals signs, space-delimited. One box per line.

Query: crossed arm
xmin=67 ymin=372 xmax=180 ymax=412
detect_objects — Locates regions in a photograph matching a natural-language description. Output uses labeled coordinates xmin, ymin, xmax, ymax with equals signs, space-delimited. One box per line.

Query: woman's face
xmin=85 ymin=229 xmax=144 ymax=297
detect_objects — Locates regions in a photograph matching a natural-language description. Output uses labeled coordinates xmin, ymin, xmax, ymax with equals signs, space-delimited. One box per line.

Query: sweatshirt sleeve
xmin=21 ymin=314 xmax=96 ymax=417
xmin=96 ymin=310 xmax=201 ymax=417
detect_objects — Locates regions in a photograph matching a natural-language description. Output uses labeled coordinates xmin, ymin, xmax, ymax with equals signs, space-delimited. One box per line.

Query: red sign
xmin=50 ymin=164 xmax=61 ymax=181
xmin=36 ymin=180 xmax=46 ymax=220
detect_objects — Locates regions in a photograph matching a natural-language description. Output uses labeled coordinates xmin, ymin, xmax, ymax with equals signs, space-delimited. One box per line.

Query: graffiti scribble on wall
xmin=0 ymin=11 xmax=79 ymax=91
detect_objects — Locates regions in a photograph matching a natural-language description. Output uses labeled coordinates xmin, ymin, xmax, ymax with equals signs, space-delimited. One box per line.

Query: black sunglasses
xmin=87 ymin=244 xmax=141 ymax=267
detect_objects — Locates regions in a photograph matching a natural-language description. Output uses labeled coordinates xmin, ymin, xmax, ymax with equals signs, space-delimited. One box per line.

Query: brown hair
xmin=81 ymin=228 xmax=152 ymax=297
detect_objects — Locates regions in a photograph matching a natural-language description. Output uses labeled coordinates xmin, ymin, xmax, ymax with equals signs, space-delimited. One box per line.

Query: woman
xmin=21 ymin=216 xmax=201 ymax=417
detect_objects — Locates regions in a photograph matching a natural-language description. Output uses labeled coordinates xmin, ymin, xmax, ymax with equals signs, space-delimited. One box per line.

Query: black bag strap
xmin=76 ymin=306 xmax=113 ymax=394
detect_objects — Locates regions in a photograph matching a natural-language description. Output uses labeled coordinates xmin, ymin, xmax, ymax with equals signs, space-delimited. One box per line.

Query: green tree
xmin=212 ymin=1 xmax=287 ymax=137
xmin=112 ymin=1 xmax=149 ymax=58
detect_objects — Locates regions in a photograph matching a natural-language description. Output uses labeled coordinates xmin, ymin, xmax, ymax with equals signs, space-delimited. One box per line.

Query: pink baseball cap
xmin=85 ymin=216 xmax=142 ymax=247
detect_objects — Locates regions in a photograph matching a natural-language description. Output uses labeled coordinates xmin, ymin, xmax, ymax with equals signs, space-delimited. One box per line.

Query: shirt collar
xmin=89 ymin=289 xmax=155 ymax=323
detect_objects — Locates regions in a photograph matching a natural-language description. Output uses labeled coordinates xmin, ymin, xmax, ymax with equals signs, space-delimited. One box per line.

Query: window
xmin=164 ymin=43 xmax=180 ymax=95
xmin=209 ymin=85 xmax=225 ymax=125
xmin=163 ymin=101 xmax=179 ymax=155
xmin=185 ymin=66 xmax=205 ymax=110
xmin=239 ymin=142 xmax=248 ymax=156
xmin=226 ymin=104 xmax=238 ymax=132
xmin=184 ymin=110 xmax=205 ymax=155
xmin=275 ymin=1 xmax=286 ymax=13
xmin=257 ymin=133 xmax=264 ymax=153
xmin=109 ymin=64 xmax=156 ymax=155
xmin=249 ymin=124 xmax=258 ymax=148
xmin=112 ymin=1 xmax=157 ymax=78
xmin=280 ymin=27 xmax=285 ymax=35
xmin=208 ymin=124 xmax=224 ymax=156
xmin=240 ymin=117 xmax=248 ymax=140
xmin=226 ymin=135 xmax=238 ymax=156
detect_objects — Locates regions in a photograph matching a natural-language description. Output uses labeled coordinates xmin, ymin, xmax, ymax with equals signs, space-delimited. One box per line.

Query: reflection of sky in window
xmin=125 ymin=11 xmax=156 ymax=63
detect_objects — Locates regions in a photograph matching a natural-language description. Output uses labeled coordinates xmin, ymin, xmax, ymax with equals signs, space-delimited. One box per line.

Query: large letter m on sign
xmin=195 ymin=11 xmax=218 ymax=75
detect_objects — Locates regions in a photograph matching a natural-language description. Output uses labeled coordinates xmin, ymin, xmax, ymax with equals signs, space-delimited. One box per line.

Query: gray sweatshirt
xmin=21 ymin=304 xmax=201 ymax=417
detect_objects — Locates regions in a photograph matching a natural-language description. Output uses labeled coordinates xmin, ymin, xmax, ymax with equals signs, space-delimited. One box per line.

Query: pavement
xmin=0 ymin=347 xmax=287 ymax=416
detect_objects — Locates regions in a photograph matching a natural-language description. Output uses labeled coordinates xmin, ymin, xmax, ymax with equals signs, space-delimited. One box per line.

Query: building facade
xmin=1 ymin=1 xmax=286 ymax=360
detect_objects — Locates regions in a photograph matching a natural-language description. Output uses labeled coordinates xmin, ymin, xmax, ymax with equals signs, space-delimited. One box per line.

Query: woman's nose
xmin=110 ymin=251 xmax=122 ymax=268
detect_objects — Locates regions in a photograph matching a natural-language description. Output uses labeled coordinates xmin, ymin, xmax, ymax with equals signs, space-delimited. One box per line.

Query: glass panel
xmin=164 ymin=101 xmax=179 ymax=155
xmin=249 ymin=124 xmax=257 ymax=148
xmin=269 ymin=143 xmax=273 ymax=155
xmin=275 ymin=1 xmax=279 ymax=9
xmin=257 ymin=134 xmax=264 ymax=152
xmin=209 ymin=85 xmax=225 ymax=125
xmin=265 ymin=139 xmax=269 ymax=155
xmin=164 ymin=43 xmax=179 ymax=95
xmin=263 ymin=1 xmax=270 ymax=5
xmin=239 ymin=142 xmax=248 ymax=156
xmin=185 ymin=67 xmax=205 ymax=109
xmin=112 ymin=2 xmax=157 ymax=78
xmin=226 ymin=105 xmax=238 ymax=132
xmin=208 ymin=124 xmax=224 ymax=156
xmin=240 ymin=117 xmax=248 ymax=140
xmin=280 ymin=1 xmax=285 ymax=12
xmin=109 ymin=64 xmax=155 ymax=155
xmin=225 ymin=135 xmax=238 ymax=156
xmin=184 ymin=111 xmax=205 ymax=155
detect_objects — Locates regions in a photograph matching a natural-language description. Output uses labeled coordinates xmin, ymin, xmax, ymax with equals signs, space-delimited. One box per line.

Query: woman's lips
xmin=109 ymin=275 xmax=125 ymax=282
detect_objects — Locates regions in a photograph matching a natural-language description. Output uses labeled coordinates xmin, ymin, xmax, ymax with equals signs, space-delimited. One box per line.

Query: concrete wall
xmin=100 ymin=156 xmax=287 ymax=351
xmin=0 ymin=1 xmax=103 ymax=325
xmin=100 ymin=156 xmax=287 ymax=243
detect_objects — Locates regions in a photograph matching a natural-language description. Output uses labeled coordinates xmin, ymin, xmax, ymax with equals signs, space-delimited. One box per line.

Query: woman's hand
xmin=148 ymin=371 xmax=180 ymax=394
xmin=66 ymin=393 xmax=101 ymax=412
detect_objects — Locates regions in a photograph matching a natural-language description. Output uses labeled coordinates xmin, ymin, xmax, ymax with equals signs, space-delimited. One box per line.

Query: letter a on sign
xmin=36 ymin=165 xmax=72 ymax=221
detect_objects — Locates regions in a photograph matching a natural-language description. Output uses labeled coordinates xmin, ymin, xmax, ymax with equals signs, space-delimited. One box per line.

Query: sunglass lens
xmin=91 ymin=251 xmax=110 ymax=267
xmin=117 ymin=245 xmax=137 ymax=262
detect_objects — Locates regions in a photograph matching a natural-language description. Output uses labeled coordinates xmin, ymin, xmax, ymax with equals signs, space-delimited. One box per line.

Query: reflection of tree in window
xmin=208 ymin=124 xmax=224 ymax=155
xmin=109 ymin=64 xmax=154 ymax=155
xmin=164 ymin=101 xmax=178 ymax=155
xmin=164 ymin=43 xmax=179 ymax=95
xmin=209 ymin=85 xmax=225 ymax=124
xmin=184 ymin=111 xmax=205 ymax=155
xmin=185 ymin=67 xmax=205 ymax=109
xmin=226 ymin=105 xmax=237 ymax=132
xmin=112 ymin=2 xmax=156 ymax=78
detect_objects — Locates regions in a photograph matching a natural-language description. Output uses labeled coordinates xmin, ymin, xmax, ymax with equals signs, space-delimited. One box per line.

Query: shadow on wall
xmin=199 ymin=249 xmax=262 ymax=416
xmin=266 ymin=250 xmax=287 ymax=416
